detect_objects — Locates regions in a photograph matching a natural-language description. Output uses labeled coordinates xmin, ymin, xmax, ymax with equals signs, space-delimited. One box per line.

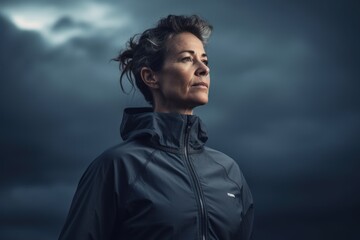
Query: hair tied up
xmin=113 ymin=14 xmax=213 ymax=106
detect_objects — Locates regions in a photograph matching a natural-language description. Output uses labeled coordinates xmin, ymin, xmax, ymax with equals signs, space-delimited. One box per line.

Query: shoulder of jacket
xmin=97 ymin=140 xmax=150 ymax=160
xmin=203 ymin=146 xmax=244 ymax=176
xmin=203 ymin=146 xmax=237 ymax=164
xmin=88 ymin=140 xmax=155 ymax=172
xmin=81 ymin=140 xmax=153 ymax=183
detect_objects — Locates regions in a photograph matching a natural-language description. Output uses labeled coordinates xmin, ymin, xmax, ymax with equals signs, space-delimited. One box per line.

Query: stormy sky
xmin=0 ymin=0 xmax=359 ymax=239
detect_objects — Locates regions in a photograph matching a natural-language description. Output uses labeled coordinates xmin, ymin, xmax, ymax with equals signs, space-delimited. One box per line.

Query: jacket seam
xmin=148 ymin=142 xmax=183 ymax=154
xmin=128 ymin=148 xmax=158 ymax=187
xmin=211 ymin=160 xmax=243 ymax=195
xmin=146 ymin=140 xmax=204 ymax=155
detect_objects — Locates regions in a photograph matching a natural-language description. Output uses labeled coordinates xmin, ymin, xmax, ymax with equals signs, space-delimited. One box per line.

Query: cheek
xmin=159 ymin=66 xmax=193 ymax=95
xmin=169 ymin=72 xmax=192 ymax=91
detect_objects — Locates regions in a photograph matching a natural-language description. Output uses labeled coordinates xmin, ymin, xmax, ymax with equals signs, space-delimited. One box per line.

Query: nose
xmin=195 ymin=60 xmax=210 ymax=77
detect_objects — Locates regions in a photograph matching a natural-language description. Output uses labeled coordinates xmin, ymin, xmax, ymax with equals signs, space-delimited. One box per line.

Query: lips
xmin=191 ymin=82 xmax=209 ymax=88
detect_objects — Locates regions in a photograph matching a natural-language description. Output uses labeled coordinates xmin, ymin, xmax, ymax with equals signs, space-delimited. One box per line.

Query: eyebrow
xmin=177 ymin=50 xmax=207 ymax=58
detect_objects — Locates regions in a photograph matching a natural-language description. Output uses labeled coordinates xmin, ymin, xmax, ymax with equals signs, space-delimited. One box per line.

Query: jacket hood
xmin=120 ymin=107 xmax=208 ymax=151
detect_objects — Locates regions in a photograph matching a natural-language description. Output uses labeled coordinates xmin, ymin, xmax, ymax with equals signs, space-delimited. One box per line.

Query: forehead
xmin=166 ymin=32 xmax=206 ymax=55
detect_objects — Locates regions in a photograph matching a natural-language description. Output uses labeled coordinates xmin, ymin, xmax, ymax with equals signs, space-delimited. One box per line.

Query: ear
xmin=140 ymin=67 xmax=160 ymax=89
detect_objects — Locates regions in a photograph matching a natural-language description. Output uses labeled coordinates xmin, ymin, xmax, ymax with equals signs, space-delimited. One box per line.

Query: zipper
xmin=183 ymin=117 xmax=207 ymax=240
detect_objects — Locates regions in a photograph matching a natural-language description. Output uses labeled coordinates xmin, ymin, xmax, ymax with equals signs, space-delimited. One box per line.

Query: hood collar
xmin=120 ymin=107 xmax=208 ymax=151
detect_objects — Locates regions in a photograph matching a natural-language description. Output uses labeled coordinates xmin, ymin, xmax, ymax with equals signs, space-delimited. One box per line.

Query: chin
xmin=191 ymin=97 xmax=209 ymax=107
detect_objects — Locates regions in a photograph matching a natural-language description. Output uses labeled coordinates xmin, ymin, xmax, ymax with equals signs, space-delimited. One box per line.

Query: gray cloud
xmin=52 ymin=16 xmax=91 ymax=32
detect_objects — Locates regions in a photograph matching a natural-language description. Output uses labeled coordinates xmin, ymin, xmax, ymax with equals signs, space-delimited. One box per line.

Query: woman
xmin=59 ymin=15 xmax=254 ymax=240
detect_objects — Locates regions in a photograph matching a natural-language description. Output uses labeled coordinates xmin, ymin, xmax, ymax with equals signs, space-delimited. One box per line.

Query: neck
xmin=153 ymin=101 xmax=194 ymax=115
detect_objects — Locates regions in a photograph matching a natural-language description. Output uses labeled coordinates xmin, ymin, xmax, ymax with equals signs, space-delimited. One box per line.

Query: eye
xmin=202 ymin=59 xmax=209 ymax=66
xmin=181 ymin=57 xmax=193 ymax=63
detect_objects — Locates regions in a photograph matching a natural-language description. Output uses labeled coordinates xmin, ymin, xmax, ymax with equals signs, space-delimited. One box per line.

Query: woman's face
xmin=153 ymin=32 xmax=210 ymax=114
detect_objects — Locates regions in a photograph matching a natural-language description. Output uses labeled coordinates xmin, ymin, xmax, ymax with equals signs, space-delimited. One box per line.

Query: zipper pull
xmin=185 ymin=117 xmax=191 ymax=133
xmin=183 ymin=117 xmax=192 ymax=153
xmin=187 ymin=124 xmax=191 ymax=132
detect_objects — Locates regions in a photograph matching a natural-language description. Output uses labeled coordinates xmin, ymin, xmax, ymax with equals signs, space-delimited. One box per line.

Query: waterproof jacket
xmin=59 ymin=107 xmax=254 ymax=240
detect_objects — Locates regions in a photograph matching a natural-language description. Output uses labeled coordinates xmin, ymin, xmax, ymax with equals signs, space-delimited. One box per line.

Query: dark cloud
xmin=0 ymin=12 xmax=129 ymax=239
xmin=52 ymin=16 xmax=91 ymax=32
xmin=0 ymin=13 xmax=126 ymax=187
xmin=0 ymin=0 xmax=87 ymax=7
xmin=1 ymin=1 xmax=360 ymax=240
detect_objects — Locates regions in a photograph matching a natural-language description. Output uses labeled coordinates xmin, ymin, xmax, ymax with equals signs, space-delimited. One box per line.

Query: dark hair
xmin=113 ymin=14 xmax=213 ymax=106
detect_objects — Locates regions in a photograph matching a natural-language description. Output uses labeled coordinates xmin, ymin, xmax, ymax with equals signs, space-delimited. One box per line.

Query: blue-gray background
xmin=1 ymin=0 xmax=359 ymax=239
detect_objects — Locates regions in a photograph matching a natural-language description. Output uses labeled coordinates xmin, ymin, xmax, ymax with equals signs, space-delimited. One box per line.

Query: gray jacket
xmin=59 ymin=107 xmax=254 ymax=240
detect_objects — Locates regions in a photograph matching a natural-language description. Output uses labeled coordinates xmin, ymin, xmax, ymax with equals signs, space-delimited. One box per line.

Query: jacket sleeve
xmin=240 ymin=171 xmax=254 ymax=240
xmin=58 ymin=154 xmax=124 ymax=240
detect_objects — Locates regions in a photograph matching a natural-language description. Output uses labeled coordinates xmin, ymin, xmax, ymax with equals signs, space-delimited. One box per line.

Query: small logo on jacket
xmin=227 ymin=193 xmax=236 ymax=198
